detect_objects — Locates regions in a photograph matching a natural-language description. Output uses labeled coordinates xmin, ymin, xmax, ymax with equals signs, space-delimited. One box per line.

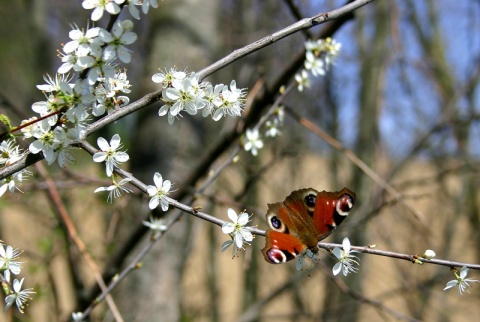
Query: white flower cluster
xmin=240 ymin=38 xmax=340 ymax=158
xmin=0 ymin=0 xmax=173 ymax=315
xmin=1 ymin=242 xmax=35 ymax=314
xmin=82 ymin=0 xmax=158 ymax=21
xmin=26 ymin=69 xmax=132 ymax=168
xmin=241 ymin=106 xmax=285 ymax=157
xmin=93 ymin=70 xmax=132 ymax=116
xmin=59 ymin=20 xmax=137 ymax=84
xmin=295 ymin=37 xmax=341 ymax=92
xmin=92 ymin=134 xmax=133 ymax=202
xmin=0 ymin=140 xmax=30 ymax=197
xmin=1 ymin=3 xmax=142 ymax=197
xmin=152 ymin=70 xmax=247 ymax=124
xmin=264 ymin=106 xmax=285 ymax=138
xmin=24 ymin=16 xmax=138 ymax=169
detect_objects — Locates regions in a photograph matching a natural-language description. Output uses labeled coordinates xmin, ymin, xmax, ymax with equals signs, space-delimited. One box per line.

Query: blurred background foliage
xmin=0 ymin=0 xmax=479 ymax=321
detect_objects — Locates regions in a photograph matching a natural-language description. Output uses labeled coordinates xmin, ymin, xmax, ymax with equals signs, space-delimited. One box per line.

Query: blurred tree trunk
xmin=402 ymin=1 xmax=480 ymax=318
xmin=402 ymin=1 xmax=455 ymax=318
xmin=322 ymin=1 xmax=390 ymax=321
xmin=0 ymin=0 xmax=52 ymax=124
xmin=112 ymin=1 xmax=220 ymax=320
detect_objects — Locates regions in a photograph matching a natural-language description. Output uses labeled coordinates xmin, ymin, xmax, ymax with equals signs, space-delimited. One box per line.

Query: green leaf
xmin=0 ymin=114 xmax=12 ymax=130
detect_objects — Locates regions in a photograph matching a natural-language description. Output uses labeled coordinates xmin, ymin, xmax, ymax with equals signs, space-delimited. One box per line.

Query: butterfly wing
xmin=261 ymin=190 xmax=320 ymax=264
xmin=262 ymin=187 xmax=356 ymax=264
xmin=262 ymin=230 xmax=306 ymax=264
xmin=313 ymin=187 xmax=356 ymax=241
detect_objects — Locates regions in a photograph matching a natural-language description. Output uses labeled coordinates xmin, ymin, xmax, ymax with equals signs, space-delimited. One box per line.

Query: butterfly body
xmin=261 ymin=187 xmax=355 ymax=264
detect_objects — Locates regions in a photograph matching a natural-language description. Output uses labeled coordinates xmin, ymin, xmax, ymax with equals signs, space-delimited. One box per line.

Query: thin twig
xmin=34 ymin=163 xmax=125 ymax=322
xmin=79 ymin=231 xmax=163 ymax=319
xmin=317 ymin=242 xmax=480 ymax=270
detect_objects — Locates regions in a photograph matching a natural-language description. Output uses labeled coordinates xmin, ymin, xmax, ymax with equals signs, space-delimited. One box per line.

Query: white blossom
xmin=82 ymin=0 xmax=121 ymax=21
xmin=143 ymin=216 xmax=168 ymax=232
xmin=444 ymin=266 xmax=479 ymax=298
xmin=99 ymin=20 xmax=137 ymax=63
xmin=146 ymin=172 xmax=172 ymax=211
xmin=332 ymin=238 xmax=360 ymax=276
xmin=0 ymin=244 xmax=23 ymax=283
xmin=3 ymin=278 xmax=35 ymax=314
xmin=243 ymin=128 xmax=263 ymax=156
xmin=295 ymin=70 xmax=311 ymax=92
xmin=92 ymin=134 xmax=130 ymax=177
xmin=221 ymin=208 xmax=253 ymax=257
xmin=94 ymin=177 xmax=132 ymax=203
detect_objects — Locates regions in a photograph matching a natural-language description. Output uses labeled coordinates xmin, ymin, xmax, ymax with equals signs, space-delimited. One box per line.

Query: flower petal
xmin=148 ymin=196 xmax=159 ymax=210
xmin=332 ymin=262 xmax=342 ymax=276
xmin=212 ymin=109 xmax=223 ymax=121
xmin=146 ymin=185 xmax=157 ymax=196
xmin=106 ymin=162 xmax=114 ymax=177
xmin=110 ymin=134 xmax=121 ymax=149
xmin=444 ymin=280 xmax=458 ymax=290
xmin=460 ymin=266 xmax=468 ymax=279
xmin=93 ymin=151 xmax=107 ymax=162
xmin=94 ymin=187 xmax=108 ymax=193
xmin=158 ymin=105 xmax=169 ymax=116
xmin=241 ymin=229 xmax=253 ymax=242
xmin=227 ymin=208 xmax=238 ymax=222
xmin=29 ymin=140 xmax=44 ymax=154
xmin=13 ymin=278 xmax=24 ymax=292
xmin=234 ymin=233 xmax=243 ymax=248
xmin=160 ymin=199 xmax=169 ymax=211
xmin=9 ymin=264 xmax=21 ymax=275
xmin=237 ymin=212 xmax=249 ymax=226
xmin=332 ymin=247 xmax=342 ymax=259
xmin=114 ymin=152 xmax=130 ymax=162
xmin=222 ymin=223 xmax=234 ymax=234
xmin=163 ymin=180 xmax=171 ymax=192
xmin=343 ymin=237 xmax=351 ymax=253
xmin=4 ymin=294 xmax=15 ymax=311
xmin=97 ymin=137 xmax=110 ymax=151
xmin=91 ymin=7 xmax=104 ymax=21
xmin=153 ymin=172 xmax=163 ymax=188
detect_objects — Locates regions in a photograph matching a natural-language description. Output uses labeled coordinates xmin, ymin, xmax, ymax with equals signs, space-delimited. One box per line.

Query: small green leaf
xmin=0 ymin=114 xmax=12 ymax=130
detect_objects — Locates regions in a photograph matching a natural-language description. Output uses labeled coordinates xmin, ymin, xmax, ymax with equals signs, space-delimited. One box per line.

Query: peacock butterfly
xmin=261 ymin=187 xmax=356 ymax=264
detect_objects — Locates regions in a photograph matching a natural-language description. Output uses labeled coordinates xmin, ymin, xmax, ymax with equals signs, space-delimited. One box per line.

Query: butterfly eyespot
xmin=270 ymin=216 xmax=282 ymax=229
xmin=336 ymin=194 xmax=354 ymax=216
xmin=265 ymin=248 xmax=295 ymax=264
xmin=266 ymin=206 xmax=288 ymax=232
xmin=304 ymin=194 xmax=316 ymax=208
